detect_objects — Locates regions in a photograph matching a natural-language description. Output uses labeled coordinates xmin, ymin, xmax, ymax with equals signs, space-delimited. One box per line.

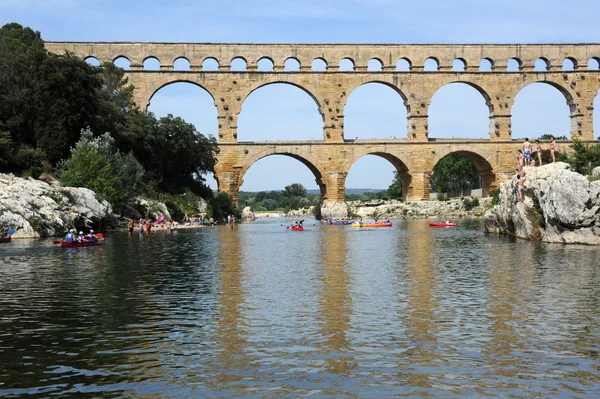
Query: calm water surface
xmin=0 ymin=219 xmax=599 ymax=398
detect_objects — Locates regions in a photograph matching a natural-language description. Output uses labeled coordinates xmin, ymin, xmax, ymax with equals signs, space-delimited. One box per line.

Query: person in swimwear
xmin=522 ymin=137 xmax=532 ymax=166
xmin=516 ymin=150 xmax=524 ymax=176
xmin=516 ymin=173 xmax=527 ymax=203
xmin=550 ymin=136 xmax=556 ymax=163
xmin=535 ymin=139 xmax=543 ymax=166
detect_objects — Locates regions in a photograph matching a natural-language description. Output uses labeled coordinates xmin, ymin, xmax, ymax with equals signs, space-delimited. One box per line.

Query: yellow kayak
xmin=351 ymin=222 xmax=392 ymax=228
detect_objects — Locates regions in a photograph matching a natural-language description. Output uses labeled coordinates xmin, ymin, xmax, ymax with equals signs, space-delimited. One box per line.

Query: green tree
xmin=387 ymin=171 xmax=403 ymax=199
xmin=283 ymin=183 xmax=307 ymax=198
xmin=567 ymin=139 xmax=600 ymax=175
xmin=60 ymin=129 xmax=144 ymax=211
xmin=0 ymin=23 xmax=103 ymax=170
xmin=539 ymin=134 xmax=568 ymax=141
xmin=430 ymin=154 xmax=480 ymax=197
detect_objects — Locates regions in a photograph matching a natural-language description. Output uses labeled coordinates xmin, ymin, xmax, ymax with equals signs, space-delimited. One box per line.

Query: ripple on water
xmin=0 ymin=219 xmax=599 ymax=397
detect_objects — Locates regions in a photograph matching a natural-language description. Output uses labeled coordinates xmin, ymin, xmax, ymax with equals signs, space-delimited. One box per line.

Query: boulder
xmin=484 ymin=162 xmax=600 ymax=245
xmin=320 ymin=200 xmax=348 ymax=219
xmin=241 ymin=206 xmax=255 ymax=221
xmin=593 ymin=166 xmax=600 ymax=179
xmin=135 ymin=198 xmax=171 ymax=221
xmin=0 ymin=173 xmax=113 ymax=238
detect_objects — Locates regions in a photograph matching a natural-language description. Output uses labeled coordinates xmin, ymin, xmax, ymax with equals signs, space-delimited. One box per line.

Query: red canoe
xmin=60 ymin=238 xmax=105 ymax=248
xmin=291 ymin=226 xmax=304 ymax=231
xmin=0 ymin=236 xmax=11 ymax=243
xmin=429 ymin=222 xmax=457 ymax=227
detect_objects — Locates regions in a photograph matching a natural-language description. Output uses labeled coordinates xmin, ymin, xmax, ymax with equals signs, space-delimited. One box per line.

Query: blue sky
xmin=2 ymin=0 xmax=600 ymax=191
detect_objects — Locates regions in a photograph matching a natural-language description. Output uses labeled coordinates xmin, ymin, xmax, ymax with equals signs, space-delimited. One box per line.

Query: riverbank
xmin=258 ymin=196 xmax=492 ymax=220
xmin=484 ymin=162 xmax=600 ymax=245
xmin=0 ymin=173 xmax=114 ymax=238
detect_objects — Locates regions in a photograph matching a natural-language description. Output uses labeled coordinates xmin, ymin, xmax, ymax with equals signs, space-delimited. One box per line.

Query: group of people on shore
xmin=515 ymin=137 xmax=557 ymax=202
xmin=65 ymin=229 xmax=98 ymax=243
xmin=127 ymin=218 xmax=179 ymax=235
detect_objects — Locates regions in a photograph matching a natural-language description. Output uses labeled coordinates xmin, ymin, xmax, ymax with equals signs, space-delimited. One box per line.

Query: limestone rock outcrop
xmin=0 ymin=173 xmax=113 ymax=238
xmin=484 ymin=163 xmax=600 ymax=245
xmin=320 ymin=200 xmax=348 ymax=219
xmin=241 ymin=206 xmax=255 ymax=221
xmin=593 ymin=166 xmax=600 ymax=179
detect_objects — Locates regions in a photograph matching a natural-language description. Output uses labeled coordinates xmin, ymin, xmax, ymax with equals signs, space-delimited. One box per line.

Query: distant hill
xmin=307 ymin=188 xmax=385 ymax=195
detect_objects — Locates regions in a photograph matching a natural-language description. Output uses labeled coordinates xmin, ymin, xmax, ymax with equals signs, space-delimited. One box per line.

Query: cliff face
xmin=484 ymin=163 xmax=600 ymax=245
xmin=0 ymin=174 xmax=113 ymax=238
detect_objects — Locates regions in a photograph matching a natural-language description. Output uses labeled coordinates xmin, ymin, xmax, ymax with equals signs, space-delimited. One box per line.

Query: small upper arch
xmin=367 ymin=58 xmax=383 ymax=71
xmin=311 ymin=57 xmax=327 ymax=71
xmin=452 ymin=58 xmax=467 ymax=72
xmin=396 ymin=57 xmax=411 ymax=71
xmin=173 ymin=57 xmax=190 ymax=70
xmin=230 ymin=56 xmax=248 ymax=71
xmin=257 ymin=56 xmax=275 ymax=71
xmin=479 ymin=57 xmax=494 ymax=71
xmin=588 ymin=57 xmax=600 ymax=70
xmin=143 ymin=56 xmax=161 ymax=70
xmin=507 ymin=57 xmax=521 ymax=71
xmin=113 ymin=55 xmax=131 ymax=70
xmin=534 ymin=57 xmax=549 ymax=71
xmin=339 ymin=57 xmax=355 ymax=71
xmin=562 ymin=57 xmax=577 ymax=71
xmin=423 ymin=57 xmax=439 ymax=71
xmin=84 ymin=56 xmax=100 ymax=67
xmin=284 ymin=57 xmax=301 ymax=71
xmin=202 ymin=57 xmax=219 ymax=71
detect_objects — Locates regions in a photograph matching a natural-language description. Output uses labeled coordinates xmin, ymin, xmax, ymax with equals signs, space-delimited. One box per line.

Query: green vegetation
xmin=0 ymin=23 xmax=230 ymax=220
xmin=345 ymin=171 xmax=403 ymax=202
xmin=238 ymin=183 xmax=318 ymax=212
xmin=462 ymin=197 xmax=480 ymax=211
xmin=490 ymin=189 xmax=501 ymax=206
xmin=430 ymin=154 xmax=480 ymax=196
xmin=58 ymin=130 xmax=144 ymax=211
xmin=566 ymin=139 xmax=600 ymax=175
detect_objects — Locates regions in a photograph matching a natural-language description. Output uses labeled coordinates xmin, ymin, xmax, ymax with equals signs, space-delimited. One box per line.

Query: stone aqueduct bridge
xmin=45 ymin=42 xmax=600 ymax=202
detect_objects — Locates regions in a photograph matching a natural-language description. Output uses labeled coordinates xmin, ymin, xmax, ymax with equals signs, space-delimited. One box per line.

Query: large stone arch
xmin=429 ymin=147 xmax=497 ymax=197
xmin=133 ymin=75 xmax=218 ymax=113
xmin=236 ymin=149 xmax=325 ymax=197
xmin=345 ymin=150 xmax=412 ymax=200
xmin=511 ymin=78 xmax=579 ymax=138
xmin=426 ymin=80 xmax=495 ymax=139
xmin=238 ymin=80 xmax=326 ymax=140
xmin=342 ymin=79 xmax=409 ymax=110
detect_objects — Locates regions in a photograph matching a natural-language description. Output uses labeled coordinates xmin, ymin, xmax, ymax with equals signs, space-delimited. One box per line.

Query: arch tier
xmin=47 ymin=41 xmax=600 ymax=73
xmin=118 ymin=70 xmax=598 ymax=143
xmin=214 ymin=140 xmax=567 ymax=201
xmin=44 ymin=42 xmax=600 ymax=202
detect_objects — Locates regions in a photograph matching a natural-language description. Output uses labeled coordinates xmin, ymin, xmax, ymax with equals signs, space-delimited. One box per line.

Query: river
xmin=0 ymin=218 xmax=599 ymax=397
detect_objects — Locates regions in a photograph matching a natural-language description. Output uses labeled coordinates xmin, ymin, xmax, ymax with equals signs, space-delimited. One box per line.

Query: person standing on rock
xmin=550 ymin=136 xmax=556 ymax=163
xmin=516 ymin=150 xmax=524 ymax=175
xmin=535 ymin=139 xmax=543 ymax=166
xmin=522 ymin=138 xmax=532 ymax=166
xmin=516 ymin=173 xmax=527 ymax=203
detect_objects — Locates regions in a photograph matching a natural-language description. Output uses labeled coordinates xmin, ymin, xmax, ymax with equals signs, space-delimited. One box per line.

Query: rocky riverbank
xmin=0 ymin=173 xmax=114 ymax=238
xmin=254 ymin=196 xmax=491 ymax=220
xmin=484 ymin=163 xmax=600 ymax=245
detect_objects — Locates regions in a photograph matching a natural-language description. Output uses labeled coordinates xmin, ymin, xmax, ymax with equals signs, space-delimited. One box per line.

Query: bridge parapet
xmin=46 ymin=42 xmax=600 ymax=74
